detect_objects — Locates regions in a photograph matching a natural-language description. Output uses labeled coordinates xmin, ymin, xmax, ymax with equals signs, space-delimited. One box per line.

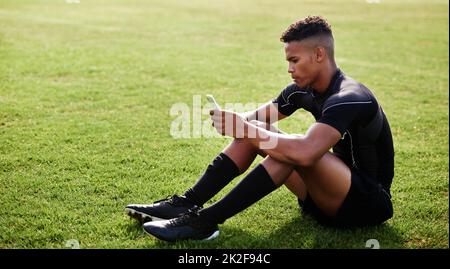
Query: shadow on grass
xmin=122 ymin=213 xmax=404 ymax=249
xmin=258 ymin=215 xmax=405 ymax=249
xmin=123 ymin=220 xmax=145 ymax=239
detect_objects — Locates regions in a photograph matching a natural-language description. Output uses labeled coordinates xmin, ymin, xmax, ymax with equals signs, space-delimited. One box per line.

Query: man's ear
xmin=315 ymin=47 xmax=326 ymax=62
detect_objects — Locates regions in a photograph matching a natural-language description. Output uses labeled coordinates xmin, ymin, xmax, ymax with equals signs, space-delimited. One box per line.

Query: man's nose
xmin=288 ymin=66 xmax=294 ymax=74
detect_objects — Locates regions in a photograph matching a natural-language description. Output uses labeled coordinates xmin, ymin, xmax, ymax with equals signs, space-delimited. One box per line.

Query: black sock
xmin=198 ymin=164 xmax=277 ymax=224
xmin=184 ymin=152 xmax=241 ymax=207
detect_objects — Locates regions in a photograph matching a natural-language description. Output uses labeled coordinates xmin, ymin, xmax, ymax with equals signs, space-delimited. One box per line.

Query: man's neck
xmin=311 ymin=62 xmax=338 ymax=94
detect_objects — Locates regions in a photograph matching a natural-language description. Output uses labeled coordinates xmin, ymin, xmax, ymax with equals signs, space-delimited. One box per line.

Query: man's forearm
xmin=243 ymin=121 xmax=305 ymax=165
xmin=243 ymin=102 xmax=281 ymax=124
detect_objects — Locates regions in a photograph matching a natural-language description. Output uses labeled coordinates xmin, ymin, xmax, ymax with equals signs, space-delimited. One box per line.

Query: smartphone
xmin=206 ymin=94 xmax=221 ymax=110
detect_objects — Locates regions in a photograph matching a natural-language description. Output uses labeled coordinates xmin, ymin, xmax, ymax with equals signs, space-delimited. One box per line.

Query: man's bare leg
xmin=236 ymin=120 xmax=349 ymax=217
xmin=222 ymin=121 xmax=350 ymax=217
xmin=222 ymin=138 xmax=259 ymax=174
xmin=293 ymin=153 xmax=351 ymax=216
xmin=283 ymin=170 xmax=307 ymax=201
xmin=261 ymin=153 xmax=351 ymax=217
xmin=222 ymin=122 xmax=308 ymax=202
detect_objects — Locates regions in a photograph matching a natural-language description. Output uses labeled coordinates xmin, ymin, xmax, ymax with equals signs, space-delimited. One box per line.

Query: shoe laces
xmin=168 ymin=206 xmax=202 ymax=227
xmin=154 ymin=194 xmax=185 ymax=206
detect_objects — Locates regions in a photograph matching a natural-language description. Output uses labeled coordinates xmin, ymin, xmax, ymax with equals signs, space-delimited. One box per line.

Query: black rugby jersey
xmin=273 ymin=69 xmax=394 ymax=193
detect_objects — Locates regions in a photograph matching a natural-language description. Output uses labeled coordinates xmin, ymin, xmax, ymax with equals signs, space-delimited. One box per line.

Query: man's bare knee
xmin=234 ymin=137 xmax=266 ymax=157
xmin=261 ymin=156 xmax=295 ymax=187
xmin=246 ymin=120 xmax=281 ymax=157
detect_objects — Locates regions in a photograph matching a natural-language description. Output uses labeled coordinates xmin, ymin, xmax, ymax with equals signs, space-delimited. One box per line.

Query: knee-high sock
xmin=184 ymin=152 xmax=240 ymax=207
xmin=198 ymin=164 xmax=277 ymax=224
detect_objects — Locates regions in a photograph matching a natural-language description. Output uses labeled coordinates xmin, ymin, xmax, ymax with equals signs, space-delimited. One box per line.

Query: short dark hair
xmin=280 ymin=15 xmax=333 ymax=43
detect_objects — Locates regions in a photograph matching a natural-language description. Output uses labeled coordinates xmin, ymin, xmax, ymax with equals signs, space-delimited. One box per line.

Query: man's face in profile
xmin=284 ymin=41 xmax=318 ymax=88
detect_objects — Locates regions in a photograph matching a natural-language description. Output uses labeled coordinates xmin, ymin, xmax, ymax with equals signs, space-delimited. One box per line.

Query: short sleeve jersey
xmin=273 ymin=69 xmax=394 ymax=193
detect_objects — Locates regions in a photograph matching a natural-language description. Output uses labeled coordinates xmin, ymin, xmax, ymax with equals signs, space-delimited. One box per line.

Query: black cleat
xmin=125 ymin=195 xmax=198 ymax=223
xmin=143 ymin=207 xmax=219 ymax=242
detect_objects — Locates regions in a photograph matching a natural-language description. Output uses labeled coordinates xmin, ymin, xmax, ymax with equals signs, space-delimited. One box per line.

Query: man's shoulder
xmin=324 ymin=76 xmax=375 ymax=109
xmin=340 ymin=75 xmax=361 ymax=91
xmin=334 ymin=75 xmax=373 ymax=100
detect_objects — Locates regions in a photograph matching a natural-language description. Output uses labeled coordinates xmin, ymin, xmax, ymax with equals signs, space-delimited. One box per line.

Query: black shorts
xmin=298 ymin=168 xmax=393 ymax=228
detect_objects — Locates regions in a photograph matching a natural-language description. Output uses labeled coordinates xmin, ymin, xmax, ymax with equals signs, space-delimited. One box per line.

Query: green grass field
xmin=0 ymin=0 xmax=448 ymax=249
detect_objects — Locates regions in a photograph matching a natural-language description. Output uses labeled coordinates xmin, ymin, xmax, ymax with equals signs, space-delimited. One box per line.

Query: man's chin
xmin=294 ymin=81 xmax=307 ymax=88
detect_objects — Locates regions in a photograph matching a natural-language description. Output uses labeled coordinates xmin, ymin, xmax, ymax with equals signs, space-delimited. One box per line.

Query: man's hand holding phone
xmin=208 ymin=95 xmax=246 ymax=138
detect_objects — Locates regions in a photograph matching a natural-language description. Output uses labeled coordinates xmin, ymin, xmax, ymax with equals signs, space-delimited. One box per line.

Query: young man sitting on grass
xmin=126 ymin=15 xmax=394 ymax=242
